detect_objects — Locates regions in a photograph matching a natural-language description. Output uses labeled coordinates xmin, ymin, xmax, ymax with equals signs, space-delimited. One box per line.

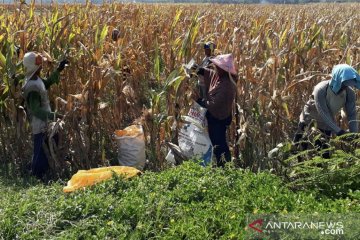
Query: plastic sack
xmin=178 ymin=102 xmax=213 ymax=166
xmin=114 ymin=125 xmax=146 ymax=170
xmin=63 ymin=166 xmax=141 ymax=193
xmin=165 ymin=150 xmax=176 ymax=165
xmin=178 ymin=122 xmax=213 ymax=166
xmin=183 ymin=101 xmax=207 ymax=128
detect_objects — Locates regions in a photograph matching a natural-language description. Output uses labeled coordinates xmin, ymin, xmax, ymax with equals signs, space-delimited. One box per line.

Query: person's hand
xmin=57 ymin=59 xmax=69 ymax=72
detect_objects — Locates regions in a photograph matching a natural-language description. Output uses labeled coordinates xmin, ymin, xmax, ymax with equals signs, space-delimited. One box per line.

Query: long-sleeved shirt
xmin=198 ymin=68 xmax=236 ymax=120
xmin=23 ymin=70 xmax=60 ymax=134
xmin=300 ymin=80 xmax=358 ymax=134
xmin=27 ymin=70 xmax=60 ymax=121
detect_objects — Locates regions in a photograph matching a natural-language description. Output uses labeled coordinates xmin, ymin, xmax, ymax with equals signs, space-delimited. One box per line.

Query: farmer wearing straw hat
xmin=22 ymin=51 xmax=68 ymax=179
xmin=192 ymin=53 xmax=237 ymax=167
xmin=293 ymin=64 xmax=360 ymax=158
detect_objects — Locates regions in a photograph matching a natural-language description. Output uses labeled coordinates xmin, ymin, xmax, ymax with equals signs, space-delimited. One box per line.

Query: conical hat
xmin=210 ymin=53 xmax=236 ymax=75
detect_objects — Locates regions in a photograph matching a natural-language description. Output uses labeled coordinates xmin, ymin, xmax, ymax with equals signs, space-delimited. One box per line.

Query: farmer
xmin=293 ymin=64 xmax=360 ymax=157
xmin=192 ymin=54 xmax=237 ymax=167
xmin=196 ymin=41 xmax=217 ymax=102
xmin=200 ymin=41 xmax=216 ymax=68
xmin=22 ymin=52 xmax=68 ymax=179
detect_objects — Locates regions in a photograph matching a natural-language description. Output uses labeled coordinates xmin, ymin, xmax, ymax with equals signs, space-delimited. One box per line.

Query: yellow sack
xmin=115 ymin=125 xmax=142 ymax=137
xmin=63 ymin=166 xmax=141 ymax=193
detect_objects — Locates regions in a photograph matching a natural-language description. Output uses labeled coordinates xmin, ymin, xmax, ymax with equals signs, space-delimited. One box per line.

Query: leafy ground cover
xmin=1 ymin=162 xmax=359 ymax=239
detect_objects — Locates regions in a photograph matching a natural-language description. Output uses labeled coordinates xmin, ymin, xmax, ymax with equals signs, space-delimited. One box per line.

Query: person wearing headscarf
xmin=293 ymin=64 xmax=360 ymax=157
xmin=22 ymin=52 xmax=68 ymax=179
xmin=193 ymin=53 xmax=237 ymax=167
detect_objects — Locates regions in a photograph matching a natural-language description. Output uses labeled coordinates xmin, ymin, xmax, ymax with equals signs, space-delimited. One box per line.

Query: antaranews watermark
xmin=245 ymin=213 xmax=359 ymax=239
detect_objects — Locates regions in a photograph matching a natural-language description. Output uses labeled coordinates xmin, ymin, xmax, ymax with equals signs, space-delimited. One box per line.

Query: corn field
xmin=0 ymin=2 xmax=359 ymax=176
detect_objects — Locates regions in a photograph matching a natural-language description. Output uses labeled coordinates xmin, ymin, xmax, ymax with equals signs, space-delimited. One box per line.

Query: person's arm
xmin=345 ymin=88 xmax=358 ymax=133
xmin=43 ymin=59 xmax=69 ymax=89
xmin=197 ymin=67 xmax=213 ymax=90
xmin=28 ymin=91 xmax=57 ymax=121
xmin=43 ymin=70 xmax=60 ymax=89
xmin=314 ymin=83 xmax=342 ymax=134
xmin=197 ymin=67 xmax=205 ymax=76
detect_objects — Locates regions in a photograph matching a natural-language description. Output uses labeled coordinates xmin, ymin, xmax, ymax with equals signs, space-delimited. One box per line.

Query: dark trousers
xmin=294 ymin=124 xmax=331 ymax=159
xmin=32 ymin=132 xmax=49 ymax=179
xmin=207 ymin=112 xmax=232 ymax=167
xmin=314 ymin=129 xmax=331 ymax=159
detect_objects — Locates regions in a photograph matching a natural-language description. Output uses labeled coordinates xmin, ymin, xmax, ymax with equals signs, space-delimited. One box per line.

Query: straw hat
xmin=209 ymin=53 xmax=236 ymax=75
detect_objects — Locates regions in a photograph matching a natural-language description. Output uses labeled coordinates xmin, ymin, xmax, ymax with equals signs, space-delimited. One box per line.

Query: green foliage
xmin=1 ymin=162 xmax=358 ymax=239
xmin=274 ymin=134 xmax=360 ymax=199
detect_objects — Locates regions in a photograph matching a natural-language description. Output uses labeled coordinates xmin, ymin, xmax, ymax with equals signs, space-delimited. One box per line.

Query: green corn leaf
xmin=166 ymin=75 xmax=182 ymax=88
xmin=266 ymin=34 xmax=272 ymax=50
xmin=43 ymin=16 xmax=51 ymax=36
xmin=308 ymin=27 xmax=322 ymax=50
xmin=2 ymin=85 xmax=9 ymax=95
xmin=190 ymin=13 xmax=200 ymax=44
xmin=151 ymin=91 xmax=164 ymax=111
xmin=171 ymin=9 xmax=182 ymax=30
xmin=95 ymin=26 xmax=99 ymax=46
xmin=52 ymin=10 xmax=59 ymax=25
xmin=29 ymin=0 xmax=35 ymax=19
xmin=191 ymin=22 xmax=200 ymax=45
xmin=99 ymin=25 xmax=108 ymax=45
xmin=0 ymin=51 xmax=5 ymax=67
xmin=346 ymin=50 xmax=351 ymax=65
xmin=154 ymin=46 xmax=160 ymax=82
xmin=164 ymin=69 xmax=179 ymax=87
xmin=115 ymin=53 xmax=122 ymax=70
xmin=68 ymin=32 xmax=75 ymax=42
xmin=279 ymin=27 xmax=288 ymax=48
xmin=173 ymin=37 xmax=182 ymax=49
xmin=172 ymin=76 xmax=185 ymax=93
xmin=282 ymin=102 xmax=290 ymax=118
